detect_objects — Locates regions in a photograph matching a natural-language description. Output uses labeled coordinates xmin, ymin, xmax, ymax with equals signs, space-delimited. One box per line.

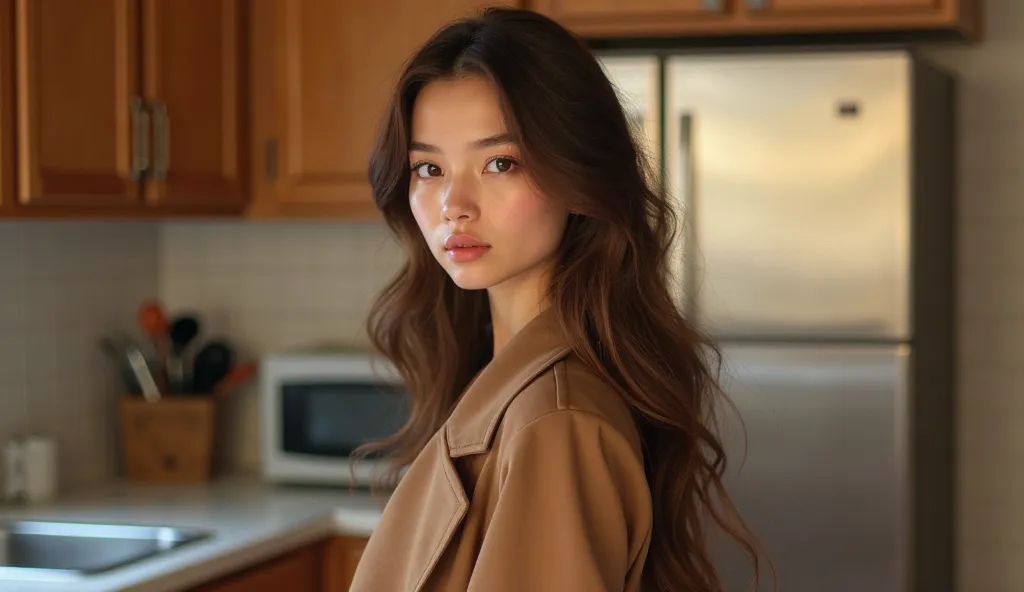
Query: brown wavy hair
xmin=360 ymin=7 xmax=776 ymax=592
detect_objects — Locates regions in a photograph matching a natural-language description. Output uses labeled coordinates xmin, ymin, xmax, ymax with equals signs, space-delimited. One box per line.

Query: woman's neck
xmin=487 ymin=274 xmax=551 ymax=354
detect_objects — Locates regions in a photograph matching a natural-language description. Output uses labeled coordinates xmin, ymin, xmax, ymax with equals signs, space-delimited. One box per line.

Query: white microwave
xmin=259 ymin=349 xmax=409 ymax=487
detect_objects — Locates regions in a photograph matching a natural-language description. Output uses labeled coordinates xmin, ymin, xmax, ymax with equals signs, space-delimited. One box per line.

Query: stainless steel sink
xmin=0 ymin=519 xmax=212 ymax=581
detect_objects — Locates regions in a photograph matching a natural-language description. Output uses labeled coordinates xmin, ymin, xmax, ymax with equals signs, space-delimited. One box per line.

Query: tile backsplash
xmin=0 ymin=221 xmax=159 ymax=493
xmin=159 ymin=221 xmax=403 ymax=471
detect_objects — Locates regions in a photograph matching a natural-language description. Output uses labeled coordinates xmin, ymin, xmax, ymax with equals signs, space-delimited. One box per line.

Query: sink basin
xmin=0 ymin=519 xmax=212 ymax=581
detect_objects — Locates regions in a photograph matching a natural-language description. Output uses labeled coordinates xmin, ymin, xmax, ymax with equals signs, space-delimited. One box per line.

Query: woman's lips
xmin=444 ymin=233 xmax=491 ymax=263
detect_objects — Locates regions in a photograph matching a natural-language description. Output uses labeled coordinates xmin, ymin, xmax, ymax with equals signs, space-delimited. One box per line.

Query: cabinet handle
xmin=151 ymin=101 xmax=170 ymax=182
xmin=130 ymin=96 xmax=150 ymax=181
xmin=701 ymin=0 xmax=723 ymax=10
xmin=747 ymin=0 xmax=767 ymax=9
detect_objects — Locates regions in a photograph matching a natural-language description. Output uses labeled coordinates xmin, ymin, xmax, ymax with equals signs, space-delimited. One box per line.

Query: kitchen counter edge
xmin=0 ymin=476 xmax=386 ymax=592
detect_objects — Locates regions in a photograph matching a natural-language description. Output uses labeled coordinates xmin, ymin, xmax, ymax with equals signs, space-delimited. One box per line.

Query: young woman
xmin=350 ymin=7 xmax=773 ymax=592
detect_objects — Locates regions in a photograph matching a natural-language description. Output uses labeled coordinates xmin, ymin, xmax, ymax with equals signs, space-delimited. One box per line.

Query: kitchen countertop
xmin=0 ymin=477 xmax=386 ymax=592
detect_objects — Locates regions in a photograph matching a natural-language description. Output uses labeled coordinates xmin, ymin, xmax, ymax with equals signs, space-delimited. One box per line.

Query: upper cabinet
xmin=0 ymin=0 xmax=247 ymax=217
xmin=12 ymin=0 xmax=141 ymax=208
xmin=0 ymin=0 xmax=982 ymax=220
xmin=530 ymin=0 xmax=981 ymax=39
xmin=247 ymin=0 xmax=519 ymax=219
xmin=141 ymin=0 xmax=248 ymax=211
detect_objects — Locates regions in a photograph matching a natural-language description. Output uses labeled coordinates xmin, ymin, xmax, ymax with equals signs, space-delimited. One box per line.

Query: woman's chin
xmin=446 ymin=270 xmax=493 ymax=292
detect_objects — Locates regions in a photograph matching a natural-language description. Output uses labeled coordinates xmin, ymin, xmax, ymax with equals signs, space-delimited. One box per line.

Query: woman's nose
xmin=441 ymin=177 xmax=478 ymax=222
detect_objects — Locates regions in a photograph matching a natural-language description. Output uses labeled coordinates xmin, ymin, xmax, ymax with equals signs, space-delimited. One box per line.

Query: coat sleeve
xmin=467 ymin=409 xmax=653 ymax=592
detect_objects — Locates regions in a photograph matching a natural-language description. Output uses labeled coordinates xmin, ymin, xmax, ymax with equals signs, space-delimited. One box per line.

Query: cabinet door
xmin=322 ymin=536 xmax=369 ymax=592
xmin=536 ymin=0 xmax=726 ymax=20
xmin=1 ymin=0 xmax=14 ymax=209
xmin=746 ymin=0 xmax=936 ymax=11
xmin=532 ymin=0 xmax=730 ymax=37
xmin=249 ymin=0 xmax=518 ymax=218
xmin=142 ymin=0 xmax=247 ymax=211
xmin=190 ymin=544 xmax=322 ymax=592
xmin=741 ymin=0 xmax=973 ymax=36
xmin=14 ymin=0 xmax=142 ymax=206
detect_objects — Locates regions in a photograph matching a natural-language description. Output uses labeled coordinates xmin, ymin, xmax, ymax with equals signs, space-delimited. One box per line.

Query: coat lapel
xmin=446 ymin=306 xmax=572 ymax=457
xmin=409 ymin=425 xmax=469 ymax=592
xmin=354 ymin=307 xmax=573 ymax=591
xmin=350 ymin=426 xmax=468 ymax=592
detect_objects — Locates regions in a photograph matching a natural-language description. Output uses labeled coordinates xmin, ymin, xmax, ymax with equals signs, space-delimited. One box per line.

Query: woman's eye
xmin=412 ymin=162 xmax=442 ymax=178
xmin=485 ymin=157 xmax=518 ymax=174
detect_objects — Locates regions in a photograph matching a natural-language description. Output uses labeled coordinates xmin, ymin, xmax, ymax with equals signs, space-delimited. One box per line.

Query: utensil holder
xmin=119 ymin=396 xmax=216 ymax=483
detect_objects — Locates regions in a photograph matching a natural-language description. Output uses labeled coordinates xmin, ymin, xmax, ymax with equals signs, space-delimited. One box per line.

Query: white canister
xmin=3 ymin=435 xmax=57 ymax=504
xmin=2 ymin=437 xmax=25 ymax=503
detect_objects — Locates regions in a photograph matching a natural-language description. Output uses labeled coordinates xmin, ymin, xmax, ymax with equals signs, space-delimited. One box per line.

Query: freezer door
xmin=713 ymin=343 xmax=909 ymax=592
xmin=666 ymin=52 xmax=912 ymax=340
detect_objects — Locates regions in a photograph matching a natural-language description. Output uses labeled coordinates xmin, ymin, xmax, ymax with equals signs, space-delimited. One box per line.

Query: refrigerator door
xmin=713 ymin=343 xmax=909 ymax=592
xmin=596 ymin=55 xmax=662 ymax=181
xmin=665 ymin=52 xmax=912 ymax=340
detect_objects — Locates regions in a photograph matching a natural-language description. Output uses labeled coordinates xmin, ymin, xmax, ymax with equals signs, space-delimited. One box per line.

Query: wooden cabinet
xmin=322 ymin=536 xmax=369 ymax=592
xmin=0 ymin=0 xmax=984 ymax=220
xmin=530 ymin=0 xmax=981 ymax=39
xmin=0 ymin=0 xmax=16 ymax=214
xmin=189 ymin=543 xmax=323 ymax=592
xmin=185 ymin=536 xmax=369 ymax=592
xmin=0 ymin=0 xmax=247 ymax=217
xmin=11 ymin=0 xmax=141 ymax=208
xmin=247 ymin=0 xmax=519 ymax=219
xmin=140 ymin=0 xmax=248 ymax=210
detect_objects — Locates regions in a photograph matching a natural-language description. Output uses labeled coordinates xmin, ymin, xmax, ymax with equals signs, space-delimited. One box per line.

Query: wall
xmin=158 ymin=221 xmax=403 ymax=470
xmin=922 ymin=1 xmax=1024 ymax=589
xmin=0 ymin=221 xmax=159 ymax=493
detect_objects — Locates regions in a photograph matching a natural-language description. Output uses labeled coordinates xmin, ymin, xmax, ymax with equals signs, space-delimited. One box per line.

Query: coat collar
xmin=444 ymin=306 xmax=572 ymax=457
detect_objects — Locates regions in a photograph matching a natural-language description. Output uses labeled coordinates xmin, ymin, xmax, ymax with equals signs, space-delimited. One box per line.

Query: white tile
xmin=0 ymin=222 xmax=159 ymax=490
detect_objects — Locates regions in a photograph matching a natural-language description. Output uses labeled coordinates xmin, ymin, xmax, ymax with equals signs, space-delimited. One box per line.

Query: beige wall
xmin=0 ymin=221 xmax=160 ymax=492
xmin=921 ymin=1 xmax=1024 ymax=589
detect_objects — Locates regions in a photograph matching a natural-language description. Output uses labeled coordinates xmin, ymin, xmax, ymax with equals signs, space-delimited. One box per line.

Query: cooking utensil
xmin=191 ymin=341 xmax=234 ymax=395
xmin=137 ymin=301 xmax=170 ymax=392
xmin=213 ymin=361 xmax=258 ymax=397
xmin=167 ymin=315 xmax=200 ymax=393
xmin=98 ymin=334 xmax=142 ymax=395
xmin=126 ymin=346 xmax=161 ymax=402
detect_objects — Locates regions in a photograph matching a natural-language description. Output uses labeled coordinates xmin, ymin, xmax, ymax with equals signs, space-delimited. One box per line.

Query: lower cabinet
xmin=322 ymin=536 xmax=370 ymax=592
xmin=188 ymin=535 xmax=369 ymax=592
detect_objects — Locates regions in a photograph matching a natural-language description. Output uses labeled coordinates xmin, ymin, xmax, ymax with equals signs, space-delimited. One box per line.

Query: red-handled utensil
xmin=214 ymin=361 xmax=258 ymax=397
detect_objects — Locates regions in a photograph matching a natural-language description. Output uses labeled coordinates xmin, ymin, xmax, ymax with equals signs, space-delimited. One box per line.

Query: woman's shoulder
xmin=499 ymin=354 xmax=643 ymax=455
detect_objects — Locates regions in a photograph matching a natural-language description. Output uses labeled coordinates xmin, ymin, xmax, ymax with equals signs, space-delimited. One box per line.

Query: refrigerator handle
xmin=679 ymin=111 xmax=700 ymax=318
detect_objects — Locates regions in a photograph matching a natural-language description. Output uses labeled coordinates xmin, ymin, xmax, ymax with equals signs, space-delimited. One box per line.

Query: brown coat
xmin=349 ymin=308 xmax=653 ymax=591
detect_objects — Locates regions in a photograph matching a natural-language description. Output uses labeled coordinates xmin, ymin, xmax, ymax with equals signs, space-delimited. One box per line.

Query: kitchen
xmin=0 ymin=0 xmax=1017 ymax=590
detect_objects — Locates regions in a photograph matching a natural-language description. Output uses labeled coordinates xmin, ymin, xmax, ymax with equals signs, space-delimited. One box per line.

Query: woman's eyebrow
xmin=409 ymin=141 xmax=440 ymax=153
xmin=408 ymin=133 xmax=514 ymax=154
xmin=471 ymin=133 xmax=512 ymax=149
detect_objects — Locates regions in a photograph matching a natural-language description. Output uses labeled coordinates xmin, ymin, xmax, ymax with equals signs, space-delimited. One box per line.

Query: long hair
xmin=360 ymin=7 xmax=775 ymax=592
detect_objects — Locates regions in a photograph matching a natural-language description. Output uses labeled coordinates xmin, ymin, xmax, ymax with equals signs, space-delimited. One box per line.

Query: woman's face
xmin=408 ymin=76 xmax=569 ymax=296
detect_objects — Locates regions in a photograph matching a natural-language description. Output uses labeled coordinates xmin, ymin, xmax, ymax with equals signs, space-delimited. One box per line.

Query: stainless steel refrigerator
xmin=597 ymin=49 xmax=956 ymax=592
